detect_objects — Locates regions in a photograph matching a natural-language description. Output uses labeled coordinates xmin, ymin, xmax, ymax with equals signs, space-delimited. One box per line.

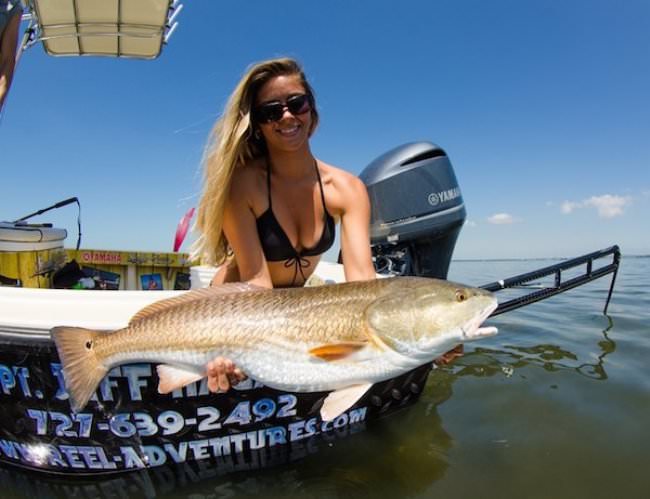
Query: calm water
xmin=1 ymin=256 xmax=648 ymax=498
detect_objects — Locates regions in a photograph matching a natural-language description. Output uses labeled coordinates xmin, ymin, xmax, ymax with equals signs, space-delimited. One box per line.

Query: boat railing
xmin=481 ymin=245 xmax=621 ymax=316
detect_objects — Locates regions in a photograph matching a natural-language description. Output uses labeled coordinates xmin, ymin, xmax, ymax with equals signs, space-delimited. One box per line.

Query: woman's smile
xmin=275 ymin=122 xmax=301 ymax=137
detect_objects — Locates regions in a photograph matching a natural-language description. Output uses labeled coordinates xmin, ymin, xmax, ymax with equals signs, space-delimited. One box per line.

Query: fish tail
xmin=50 ymin=326 xmax=109 ymax=412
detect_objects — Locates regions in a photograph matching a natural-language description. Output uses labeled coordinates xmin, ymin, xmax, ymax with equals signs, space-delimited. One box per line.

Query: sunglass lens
xmin=257 ymin=103 xmax=284 ymax=123
xmin=287 ymin=95 xmax=310 ymax=115
xmin=255 ymin=95 xmax=311 ymax=123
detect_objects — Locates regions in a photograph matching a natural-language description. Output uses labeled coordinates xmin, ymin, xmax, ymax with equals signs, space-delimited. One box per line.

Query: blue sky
xmin=1 ymin=0 xmax=648 ymax=259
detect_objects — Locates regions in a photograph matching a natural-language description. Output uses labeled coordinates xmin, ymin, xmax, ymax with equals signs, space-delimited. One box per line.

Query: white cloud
xmin=487 ymin=213 xmax=516 ymax=225
xmin=583 ymin=194 xmax=631 ymax=218
xmin=561 ymin=200 xmax=582 ymax=214
xmin=465 ymin=220 xmax=477 ymax=228
xmin=560 ymin=194 xmax=631 ymax=218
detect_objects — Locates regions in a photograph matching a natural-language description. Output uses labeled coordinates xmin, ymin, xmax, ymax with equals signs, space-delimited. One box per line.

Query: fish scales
xmin=50 ymin=277 xmax=499 ymax=413
xmin=95 ymin=279 xmax=391 ymax=362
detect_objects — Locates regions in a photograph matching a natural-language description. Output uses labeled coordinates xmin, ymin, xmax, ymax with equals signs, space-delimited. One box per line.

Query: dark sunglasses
xmin=253 ymin=94 xmax=312 ymax=124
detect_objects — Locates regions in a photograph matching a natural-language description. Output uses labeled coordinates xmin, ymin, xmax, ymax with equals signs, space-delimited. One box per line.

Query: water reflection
xmin=576 ymin=316 xmax=616 ymax=380
xmin=448 ymin=316 xmax=616 ymax=381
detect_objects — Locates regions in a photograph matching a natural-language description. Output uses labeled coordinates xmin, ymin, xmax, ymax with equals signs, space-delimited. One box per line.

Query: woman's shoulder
xmin=233 ymin=157 xmax=266 ymax=179
xmin=319 ymin=161 xmax=367 ymax=196
xmin=230 ymin=158 xmax=267 ymax=194
xmin=318 ymin=161 xmax=369 ymax=216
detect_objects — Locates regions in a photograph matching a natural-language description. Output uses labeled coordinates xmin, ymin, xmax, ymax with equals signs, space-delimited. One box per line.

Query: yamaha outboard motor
xmin=359 ymin=142 xmax=465 ymax=279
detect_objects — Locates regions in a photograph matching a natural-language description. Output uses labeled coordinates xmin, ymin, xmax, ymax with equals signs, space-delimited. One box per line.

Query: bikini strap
xmin=266 ymin=160 xmax=273 ymax=209
xmin=313 ymin=159 xmax=330 ymax=216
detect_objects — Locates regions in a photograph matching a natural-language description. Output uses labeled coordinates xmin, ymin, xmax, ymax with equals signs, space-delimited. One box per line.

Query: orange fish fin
xmin=156 ymin=365 xmax=204 ymax=394
xmin=308 ymin=341 xmax=369 ymax=361
xmin=129 ymin=282 xmax=266 ymax=325
xmin=320 ymin=383 xmax=373 ymax=421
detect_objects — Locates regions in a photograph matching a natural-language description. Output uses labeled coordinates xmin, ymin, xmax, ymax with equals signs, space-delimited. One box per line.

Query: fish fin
xmin=309 ymin=341 xmax=369 ymax=361
xmin=50 ymin=326 xmax=109 ymax=412
xmin=129 ymin=282 xmax=265 ymax=325
xmin=320 ymin=383 xmax=373 ymax=421
xmin=156 ymin=364 xmax=204 ymax=394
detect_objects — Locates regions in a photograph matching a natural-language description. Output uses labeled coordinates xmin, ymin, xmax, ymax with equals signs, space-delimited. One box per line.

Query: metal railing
xmin=481 ymin=245 xmax=621 ymax=316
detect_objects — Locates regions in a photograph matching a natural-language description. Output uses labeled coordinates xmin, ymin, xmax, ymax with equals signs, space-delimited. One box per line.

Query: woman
xmin=191 ymin=58 xmax=376 ymax=392
xmin=0 ymin=0 xmax=22 ymax=113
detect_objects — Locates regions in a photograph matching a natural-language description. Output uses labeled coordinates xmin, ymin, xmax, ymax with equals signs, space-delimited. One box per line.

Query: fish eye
xmin=455 ymin=290 xmax=467 ymax=302
xmin=85 ymin=340 xmax=93 ymax=350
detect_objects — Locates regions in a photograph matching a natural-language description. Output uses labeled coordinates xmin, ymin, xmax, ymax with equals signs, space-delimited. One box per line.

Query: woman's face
xmin=254 ymin=74 xmax=313 ymax=153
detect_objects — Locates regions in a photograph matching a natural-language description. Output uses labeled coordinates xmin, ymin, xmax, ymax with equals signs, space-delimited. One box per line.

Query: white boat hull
xmin=0 ymin=260 xmax=426 ymax=475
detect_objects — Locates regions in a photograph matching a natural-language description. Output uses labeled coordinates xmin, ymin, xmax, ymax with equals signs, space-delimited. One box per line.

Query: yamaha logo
xmin=428 ymin=187 xmax=461 ymax=206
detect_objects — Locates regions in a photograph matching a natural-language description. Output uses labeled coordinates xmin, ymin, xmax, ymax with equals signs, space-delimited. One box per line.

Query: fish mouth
xmin=461 ymin=300 xmax=498 ymax=340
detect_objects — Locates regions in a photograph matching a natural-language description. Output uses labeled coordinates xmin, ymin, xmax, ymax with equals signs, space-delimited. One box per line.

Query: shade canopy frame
xmin=19 ymin=0 xmax=183 ymax=59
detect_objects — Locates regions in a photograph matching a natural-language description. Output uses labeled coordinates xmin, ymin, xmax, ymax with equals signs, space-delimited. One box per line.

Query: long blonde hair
xmin=191 ymin=58 xmax=319 ymax=265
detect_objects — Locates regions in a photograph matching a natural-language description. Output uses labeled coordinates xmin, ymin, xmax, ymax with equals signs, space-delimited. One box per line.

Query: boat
xmin=0 ymin=138 xmax=620 ymax=475
xmin=0 ymin=2 xmax=620 ymax=476
xmin=0 ymin=139 xmax=467 ymax=474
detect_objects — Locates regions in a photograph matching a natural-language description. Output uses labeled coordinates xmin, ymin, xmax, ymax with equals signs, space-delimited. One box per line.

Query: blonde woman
xmin=192 ymin=58 xmax=376 ymax=391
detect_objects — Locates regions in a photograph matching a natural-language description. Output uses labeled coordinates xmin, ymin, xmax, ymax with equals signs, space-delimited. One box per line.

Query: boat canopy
xmin=20 ymin=0 xmax=183 ymax=59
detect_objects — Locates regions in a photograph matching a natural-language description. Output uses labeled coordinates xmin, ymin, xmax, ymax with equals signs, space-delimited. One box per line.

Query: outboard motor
xmin=359 ymin=142 xmax=465 ymax=279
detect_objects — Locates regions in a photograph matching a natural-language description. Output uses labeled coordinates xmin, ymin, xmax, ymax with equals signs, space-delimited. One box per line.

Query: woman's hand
xmin=433 ymin=344 xmax=464 ymax=366
xmin=206 ymin=357 xmax=248 ymax=393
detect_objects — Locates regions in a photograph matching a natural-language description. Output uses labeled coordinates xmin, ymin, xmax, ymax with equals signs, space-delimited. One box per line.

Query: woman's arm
xmin=206 ymin=168 xmax=270 ymax=392
xmin=338 ymin=174 xmax=376 ymax=282
xmin=211 ymin=168 xmax=273 ymax=289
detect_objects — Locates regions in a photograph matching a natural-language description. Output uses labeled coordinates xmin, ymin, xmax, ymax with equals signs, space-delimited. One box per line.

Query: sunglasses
xmin=253 ymin=94 xmax=312 ymax=124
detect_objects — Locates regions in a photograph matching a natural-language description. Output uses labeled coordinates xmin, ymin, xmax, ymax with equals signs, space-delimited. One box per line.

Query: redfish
xmin=51 ymin=277 xmax=497 ymax=419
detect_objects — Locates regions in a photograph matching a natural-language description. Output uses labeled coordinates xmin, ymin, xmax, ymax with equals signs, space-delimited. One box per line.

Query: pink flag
xmin=173 ymin=207 xmax=195 ymax=252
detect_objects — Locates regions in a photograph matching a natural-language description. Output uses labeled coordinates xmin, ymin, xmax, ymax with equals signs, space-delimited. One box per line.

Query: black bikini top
xmin=256 ymin=160 xmax=336 ymax=285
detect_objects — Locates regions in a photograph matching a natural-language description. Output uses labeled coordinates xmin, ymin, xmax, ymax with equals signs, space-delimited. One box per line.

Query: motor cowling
xmin=359 ymin=142 xmax=465 ymax=279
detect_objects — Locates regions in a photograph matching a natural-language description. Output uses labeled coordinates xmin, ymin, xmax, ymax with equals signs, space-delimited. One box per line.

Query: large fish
xmin=51 ymin=277 xmax=498 ymax=419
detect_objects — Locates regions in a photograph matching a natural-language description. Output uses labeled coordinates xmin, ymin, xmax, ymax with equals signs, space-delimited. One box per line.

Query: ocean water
xmin=1 ymin=256 xmax=648 ymax=498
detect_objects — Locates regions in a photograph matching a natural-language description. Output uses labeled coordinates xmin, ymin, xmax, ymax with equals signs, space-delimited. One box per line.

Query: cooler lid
xmin=0 ymin=222 xmax=67 ymax=252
